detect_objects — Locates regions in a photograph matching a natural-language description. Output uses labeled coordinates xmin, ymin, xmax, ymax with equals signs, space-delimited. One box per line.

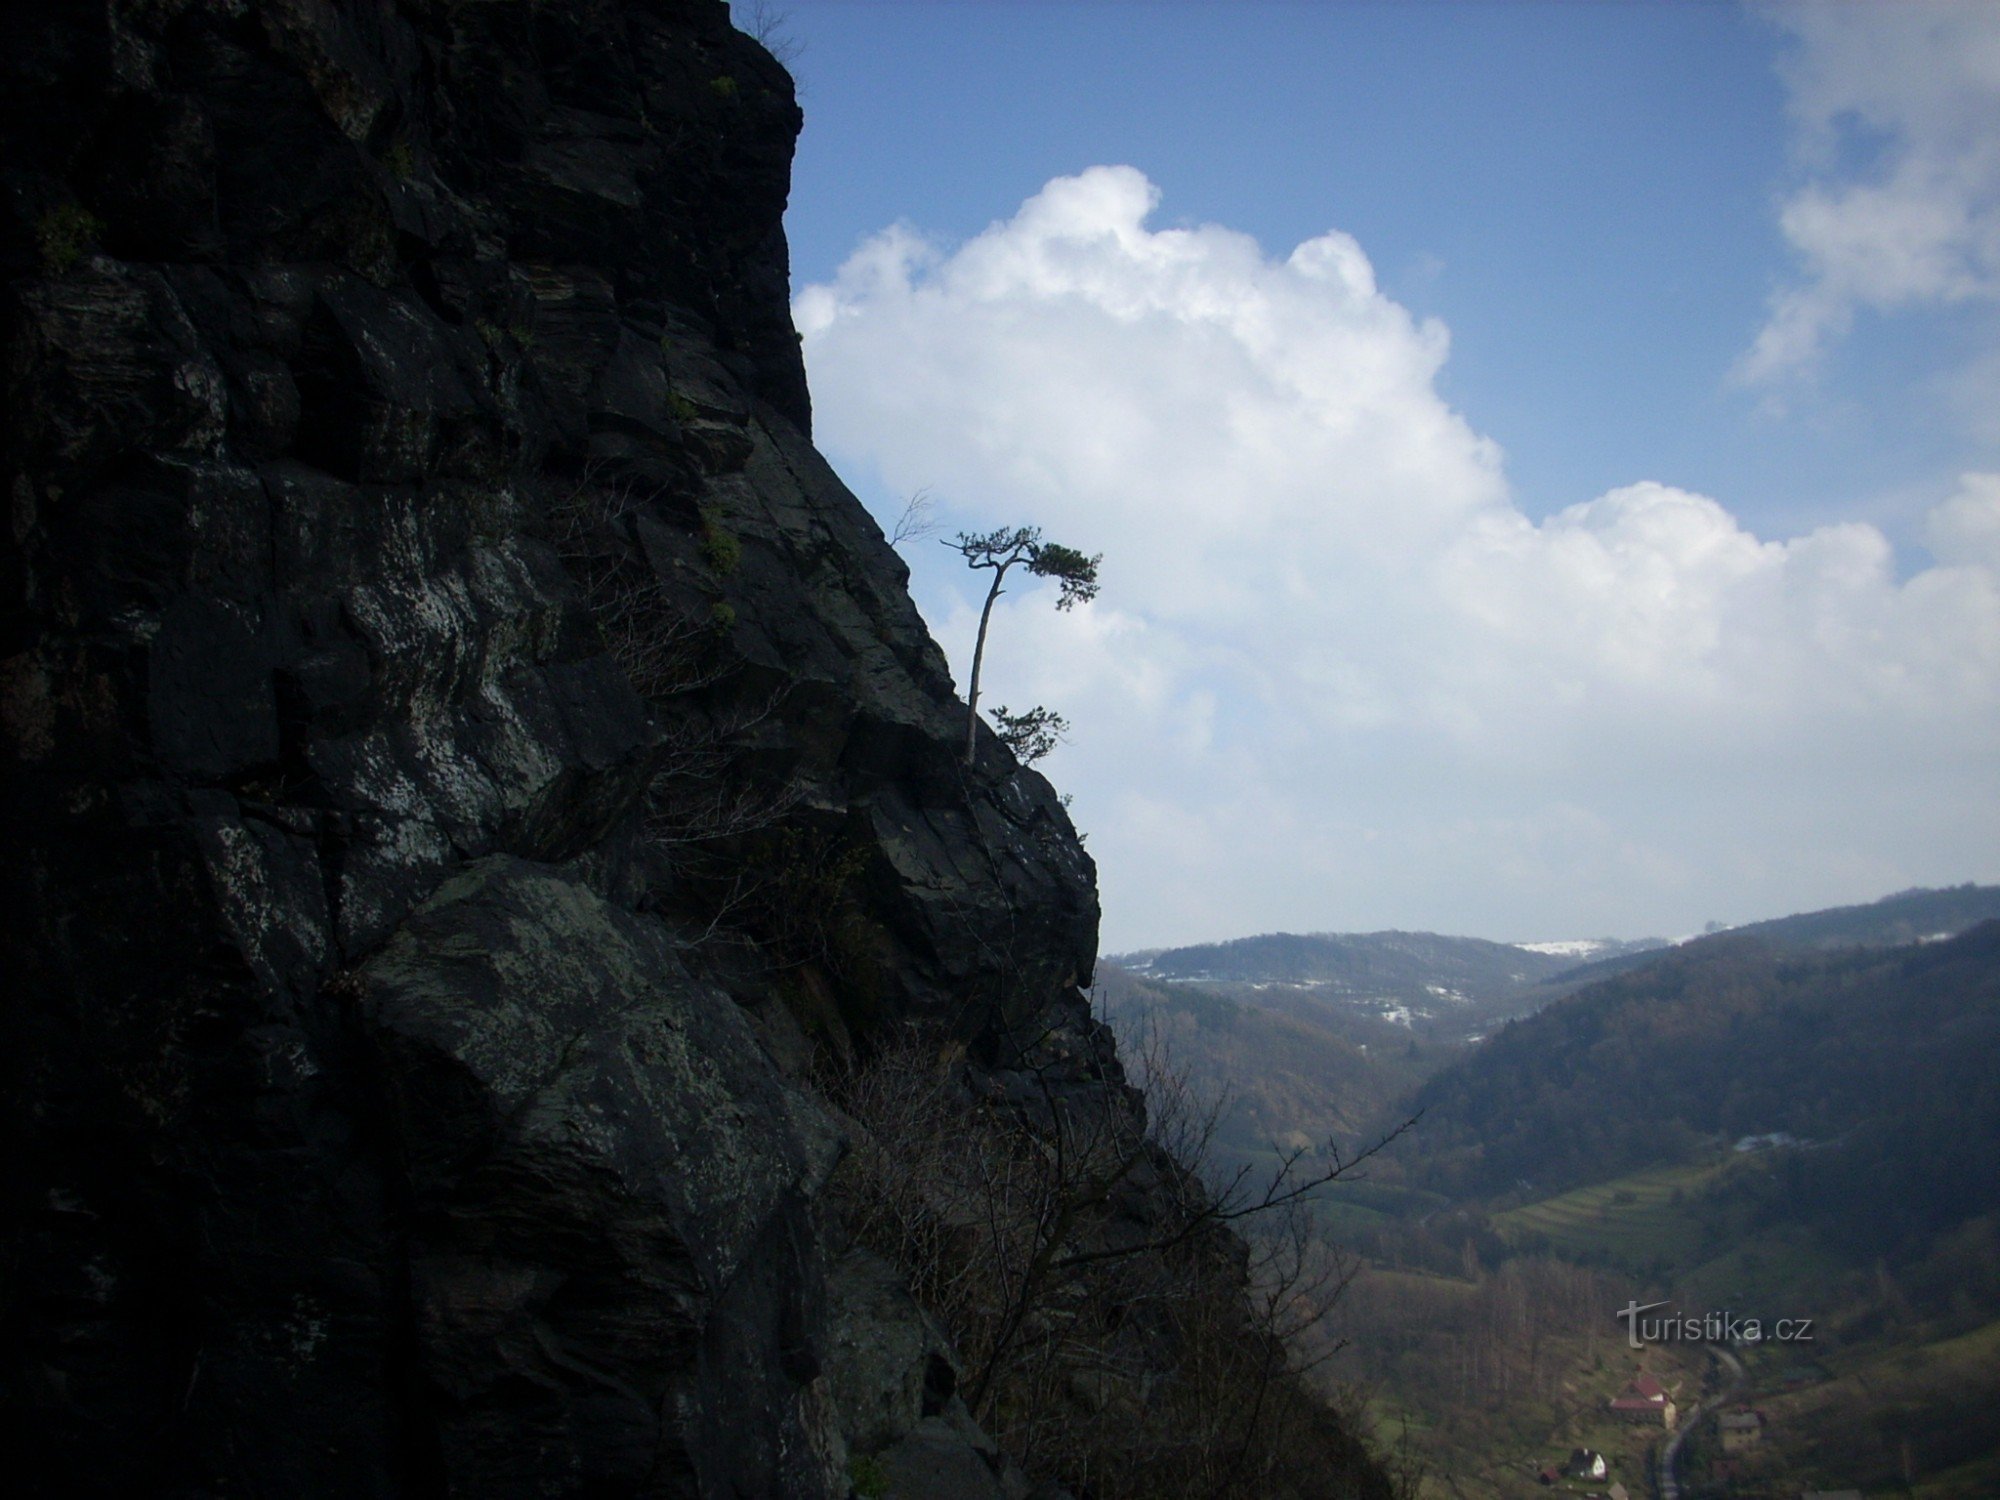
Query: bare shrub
xmin=733 ymin=0 xmax=802 ymax=66
xmin=821 ymin=1013 xmax=1409 ymax=1498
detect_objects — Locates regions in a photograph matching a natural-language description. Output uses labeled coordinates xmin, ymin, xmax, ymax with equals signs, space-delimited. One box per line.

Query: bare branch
xmin=819 ymin=995 xmax=1408 ymax=1493
xmin=888 ymin=486 xmax=941 ymax=548
xmin=733 ymin=0 xmax=802 ymax=65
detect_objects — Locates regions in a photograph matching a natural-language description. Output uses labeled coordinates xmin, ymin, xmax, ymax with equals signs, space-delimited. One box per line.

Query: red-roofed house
xmin=1608 ymin=1371 xmax=1677 ymax=1427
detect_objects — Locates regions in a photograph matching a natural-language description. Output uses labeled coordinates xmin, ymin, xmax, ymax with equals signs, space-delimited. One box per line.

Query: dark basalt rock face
xmin=1 ymin=2 xmax=1098 ymax=1494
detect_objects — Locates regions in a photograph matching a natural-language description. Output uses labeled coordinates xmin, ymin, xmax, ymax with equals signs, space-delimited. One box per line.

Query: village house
xmin=1719 ymin=1407 xmax=1765 ymax=1452
xmin=1567 ymin=1447 xmax=1608 ymax=1481
xmin=1608 ymin=1370 xmax=1677 ymax=1427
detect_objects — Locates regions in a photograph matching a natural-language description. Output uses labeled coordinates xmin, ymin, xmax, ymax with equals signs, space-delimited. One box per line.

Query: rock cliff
xmin=2 ymin=4 xmax=1385 ymax=1497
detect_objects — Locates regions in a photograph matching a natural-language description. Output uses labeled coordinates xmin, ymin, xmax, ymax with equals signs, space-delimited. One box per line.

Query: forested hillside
xmin=1396 ymin=922 xmax=2000 ymax=1257
xmin=1542 ymin=881 xmax=2000 ymax=990
xmin=1125 ymin=929 xmax=1576 ymax=996
xmin=1092 ymin=963 xmax=1436 ymax=1163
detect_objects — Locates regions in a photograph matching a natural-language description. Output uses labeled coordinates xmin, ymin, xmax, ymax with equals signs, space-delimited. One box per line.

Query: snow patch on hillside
xmin=1513 ymin=939 xmax=1610 ymax=958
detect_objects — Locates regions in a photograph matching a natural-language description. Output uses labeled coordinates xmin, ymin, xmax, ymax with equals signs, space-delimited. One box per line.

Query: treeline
xmin=1727 ymin=880 xmax=2000 ymax=952
xmin=1322 ymin=1254 xmax=1652 ymax=1480
xmin=1390 ymin=923 xmax=2000 ymax=1257
xmin=1539 ymin=880 xmax=2000 ymax=991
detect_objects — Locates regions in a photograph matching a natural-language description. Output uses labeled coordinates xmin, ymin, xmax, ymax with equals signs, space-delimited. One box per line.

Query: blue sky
xmin=754 ymin=1 xmax=2000 ymax=950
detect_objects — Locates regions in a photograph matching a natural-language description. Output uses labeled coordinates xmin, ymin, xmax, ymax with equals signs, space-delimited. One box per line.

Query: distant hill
xmin=1391 ymin=921 xmax=2000 ymax=1257
xmin=1110 ymin=928 xmax=1669 ymax=1037
xmin=1103 ymin=884 xmax=2000 ymax=1193
xmin=1121 ymin=929 xmax=1567 ymax=996
xmin=1541 ymin=882 xmax=2000 ymax=989
xmin=1731 ymin=880 xmax=2000 ymax=947
xmin=1093 ymin=932 xmax=1644 ymax=1178
xmin=1091 ymin=964 xmax=1441 ymax=1166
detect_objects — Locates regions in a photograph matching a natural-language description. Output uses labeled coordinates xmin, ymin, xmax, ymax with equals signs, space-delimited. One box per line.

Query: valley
xmin=1098 ymin=884 xmax=2000 ymax=1498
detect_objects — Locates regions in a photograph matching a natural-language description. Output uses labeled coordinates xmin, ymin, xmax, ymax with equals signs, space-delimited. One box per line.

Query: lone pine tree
xmin=946 ymin=526 xmax=1100 ymax=765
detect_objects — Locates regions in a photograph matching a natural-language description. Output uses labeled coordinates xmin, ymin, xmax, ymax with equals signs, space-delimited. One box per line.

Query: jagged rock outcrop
xmin=4 ymin=4 xmax=1388 ymax=1498
xmin=2 ymin=2 xmax=1102 ymax=1494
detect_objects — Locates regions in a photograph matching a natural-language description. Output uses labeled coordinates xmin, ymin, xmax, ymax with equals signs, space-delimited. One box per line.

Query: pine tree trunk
xmin=965 ymin=567 xmax=1009 ymax=764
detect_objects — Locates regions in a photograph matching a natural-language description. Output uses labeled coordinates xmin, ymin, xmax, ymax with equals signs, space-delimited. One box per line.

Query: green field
xmin=1491 ymin=1155 xmax=1850 ymax=1316
xmin=1493 ymin=1158 xmax=1729 ymax=1271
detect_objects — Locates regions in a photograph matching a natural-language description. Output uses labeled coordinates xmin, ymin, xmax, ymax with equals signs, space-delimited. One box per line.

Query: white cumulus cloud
xmin=1928 ymin=471 xmax=2000 ymax=568
xmin=1738 ymin=1 xmax=2000 ymax=384
xmin=800 ymin=166 xmax=2000 ymax=949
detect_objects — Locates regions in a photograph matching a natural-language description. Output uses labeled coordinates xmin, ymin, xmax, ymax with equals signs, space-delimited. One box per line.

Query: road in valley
xmin=1655 ymin=1344 xmax=1745 ymax=1500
